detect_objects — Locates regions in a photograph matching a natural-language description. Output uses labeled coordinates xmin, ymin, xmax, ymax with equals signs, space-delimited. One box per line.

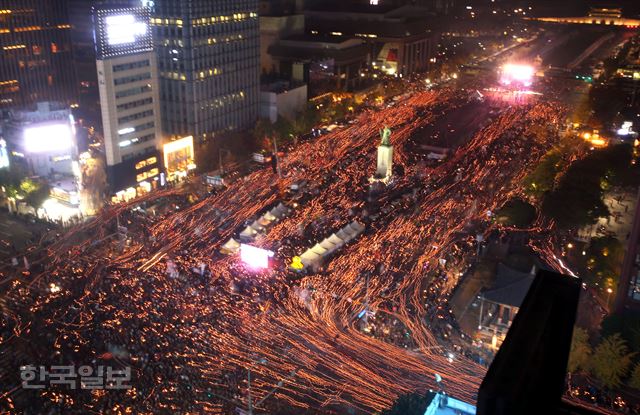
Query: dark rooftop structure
xmin=477 ymin=270 xmax=585 ymax=415
xmin=482 ymin=263 xmax=536 ymax=307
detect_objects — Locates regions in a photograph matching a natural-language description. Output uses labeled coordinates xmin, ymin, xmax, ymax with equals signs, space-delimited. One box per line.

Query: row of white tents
xmin=220 ymin=203 xmax=292 ymax=254
xmin=295 ymin=221 xmax=366 ymax=271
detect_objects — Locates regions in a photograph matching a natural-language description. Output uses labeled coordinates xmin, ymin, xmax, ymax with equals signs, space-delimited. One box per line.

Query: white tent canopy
xmin=220 ymin=238 xmax=241 ymax=254
xmin=336 ymin=229 xmax=351 ymax=242
xmin=327 ymin=233 xmax=345 ymax=247
xmin=250 ymin=220 xmax=264 ymax=232
xmin=239 ymin=226 xmax=257 ymax=241
xmin=295 ymin=222 xmax=366 ymax=270
xmin=300 ymin=250 xmax=321 ymax=266
xmin=349 ymin=221 xmax=365 ymax=234
xmin=311 ymin=243 xmax=327 ymax=255
xmin=270 ymin=203 xmax=290 ymax=219
xmin=258 ymin=216 xmax=272 ymax=227
xmin=319 ymin=239 xmax=337 ymax=253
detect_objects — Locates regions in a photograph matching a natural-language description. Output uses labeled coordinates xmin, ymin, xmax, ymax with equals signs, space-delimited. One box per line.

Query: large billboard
xmin=24 ymin=123 xmax=74 ymax=153
xmin=163 ymin=136 xmax=196 ymax=179
xmin=240 ymin=244 xmax=274 ymax=269
xmin=94 ymin=7 xmax=153 ymax=60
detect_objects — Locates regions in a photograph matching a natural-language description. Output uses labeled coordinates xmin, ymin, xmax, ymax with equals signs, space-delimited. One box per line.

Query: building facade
xmin=615 ymin=189 xmax=640 ymax=314
xmin=150 ymin=0 xmax=260 ymax=143
xmin=304 ymin=4 xmax=436 ymax=77
xmin=2 ymin=101 xmax=78 ymax=178
xmin=68 ymin=0 xmax=141 ymax=122
xmin=0 ymin=0 xmax=77 ymax=109
xmin=94 ymin=7 xmax=163 ymax=200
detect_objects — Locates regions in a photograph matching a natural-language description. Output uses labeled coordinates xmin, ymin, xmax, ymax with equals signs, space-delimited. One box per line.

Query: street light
xmin=606 ymin=287 xmax=613 ymax=308
xmin=219 ymin=147 xmax=232 ymax=175
xmin=246 ymin=356 xmax=267 ymax=415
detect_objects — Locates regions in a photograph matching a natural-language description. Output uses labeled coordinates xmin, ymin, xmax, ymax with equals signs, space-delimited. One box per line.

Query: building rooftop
xmin=481 ymin=263 xmax=535 ymax=307
xmin=260 ymin=80 xmax=306 ymax=94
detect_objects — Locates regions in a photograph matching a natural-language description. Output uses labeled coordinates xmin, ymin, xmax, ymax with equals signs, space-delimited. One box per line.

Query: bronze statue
xmin=379 ymin=126 xmax=392 ymax=146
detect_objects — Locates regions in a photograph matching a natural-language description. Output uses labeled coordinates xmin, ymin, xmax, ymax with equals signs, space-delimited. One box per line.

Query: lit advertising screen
xmin=164 ymin=136 xmax=196 ymax=176
xmin=24 ymin=123 xmax=74 ymax=153
xmin=106 ymin=15 xmax=148 ymax=45
xmin=499 ymin=64 xmax=534 ymax=88
xmin=94 ymin=7 xmax=153 ymax=59
xmin=240 ymin=244 xmax=274 ymax=269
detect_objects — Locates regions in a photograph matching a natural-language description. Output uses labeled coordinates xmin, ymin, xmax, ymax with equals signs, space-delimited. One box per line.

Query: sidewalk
xmin=576 ymin=188 xmax=638 ymax=242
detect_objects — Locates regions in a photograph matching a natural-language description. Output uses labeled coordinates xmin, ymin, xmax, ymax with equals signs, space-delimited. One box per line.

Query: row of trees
xmin=495 ymin=198 xmax=537 ymax=228
xmin=0 ymin=163 xmax=50 ymax=209
xmin=528 ymin=143 xmax=640 ymax=229
xmin=569 ymin=328 xmax=640 ymax=390
xmin=251 ymin=98 xmax=358 ymax=151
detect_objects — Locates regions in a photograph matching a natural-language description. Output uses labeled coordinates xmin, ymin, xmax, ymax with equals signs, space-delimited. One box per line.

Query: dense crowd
xmin=0 ymin=86 xmax=568 ymax=414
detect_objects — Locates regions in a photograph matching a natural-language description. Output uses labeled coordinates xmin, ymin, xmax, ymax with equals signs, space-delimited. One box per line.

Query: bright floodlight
xmin=106 ymin=14 xmax=147 ymax=45
xmin=240 ymin=244 xmax=274 ymax=269
xmin=500 ymin=64 xmax=534 ymax=87
xmin=24 ymin=123 xmax=74 ymax=153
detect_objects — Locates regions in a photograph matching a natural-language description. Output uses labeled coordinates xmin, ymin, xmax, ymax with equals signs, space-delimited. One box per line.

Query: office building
xmin=150 ymin=0 xmax=260 ymax=143
xmin=615 ymin=189 xmax=640 ymax=313
xmin=68 ymin=0 xmax=141 ymax=122
xmin=94 ymin=6 xmax=163 ymax=201
xmin=268 ymin=35 xmax=368 ymax=96
xmin=0 ymin=0 xmax=77 ymax=109
xmin=259 ymin=3 xmax=305 ymax=75
xmin=304 ymin=2 xmax=437 ymax=77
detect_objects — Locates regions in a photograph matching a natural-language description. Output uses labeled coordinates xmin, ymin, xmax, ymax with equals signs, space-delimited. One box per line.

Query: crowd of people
xmin=0 ymin=85 xmax=572 ymax=414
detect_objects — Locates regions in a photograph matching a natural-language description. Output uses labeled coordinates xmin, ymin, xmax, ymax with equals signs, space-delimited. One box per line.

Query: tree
xmin=252 ymin=118 xmax=275 ymax=151
xmin=629 ymin=362 xmax=640 ymax=390
xmin=523 ymin=149 xmax=564 ymax=198
xmin=590 ymin=333 xmax=635 ymax=389
xmin=567 ymin=327 xmax=591 ymax=373
xmin=273 ymin=116 xmax=294 ymax=145
xmin=580 ymin=236 xmax=624 ymax=288
xmin=381 ymin=392 xmax=434 ymax=415
xmin=23 ymin=181 xmax=50 ymax=209
xmin=540 ymin=143 xmax=639 ymax=229
xmin=541 ymin=154 xmax=609 ymax=229
xmin=495 ymin=198 xmax=536 ymax=228
xmin=0 ymin=163 xmax=28 ymax=198
xmin=291 ymin=104 xmax=321 ymax=139
xmin=601 ymin=313 xmax=640 ymax=353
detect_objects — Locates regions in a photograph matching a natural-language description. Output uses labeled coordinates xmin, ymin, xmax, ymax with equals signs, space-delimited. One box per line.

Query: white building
xmin=4 ymin=101 xmax=78 ymax=177
xmin=94 ymin=6 xmax=163 ymax=200
xmin=260 ymin=81 xmax=308 ymax=123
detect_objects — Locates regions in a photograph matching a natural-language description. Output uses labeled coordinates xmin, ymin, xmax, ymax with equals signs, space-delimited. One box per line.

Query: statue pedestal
xmin=370 ymin=143 xmax=393 ymax=184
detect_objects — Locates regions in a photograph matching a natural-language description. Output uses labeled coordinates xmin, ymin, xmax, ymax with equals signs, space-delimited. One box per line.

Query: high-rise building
xmin=0 ymin=0 xmax=77 ymax=109
xmin=68 ymin=0 xmax=141 ymax=122
xmin=150 ymin=0 xmax=260 ymax=143
xmin=94 ymin=6 xmax=163 ymax=200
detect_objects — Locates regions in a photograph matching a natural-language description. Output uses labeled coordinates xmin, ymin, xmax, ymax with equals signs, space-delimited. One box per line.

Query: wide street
xmin=0 ymin=26 xmax=613 ymax=415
